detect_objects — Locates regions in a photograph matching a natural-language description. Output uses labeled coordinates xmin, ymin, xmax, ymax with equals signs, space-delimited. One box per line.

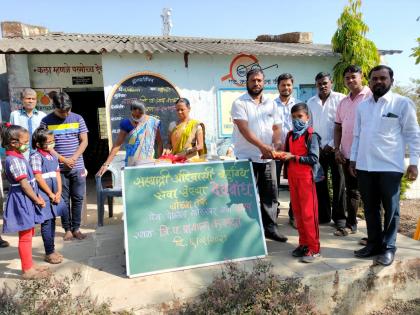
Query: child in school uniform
xmin=282 ymin=103 xmax=324 ymax=263
xmin=30 ymin=126 xmax=66 ymax=264
xmin=1 ymin=123 xmax=50 ymax=279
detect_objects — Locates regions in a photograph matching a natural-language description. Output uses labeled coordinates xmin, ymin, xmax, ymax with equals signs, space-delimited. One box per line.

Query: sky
xmin=1 ymin=0 xmax=419 ymax=85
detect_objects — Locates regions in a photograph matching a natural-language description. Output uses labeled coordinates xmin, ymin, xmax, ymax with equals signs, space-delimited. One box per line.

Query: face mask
xmin=46 ymin=142 xmax=55 ymax=150
xmin=292 ymin=118 xmax=308 ymax=132
xmin=17 ymin=143 xmax=29 ymax=153
xmin=131 ymin=114 xmax=144 ymax=123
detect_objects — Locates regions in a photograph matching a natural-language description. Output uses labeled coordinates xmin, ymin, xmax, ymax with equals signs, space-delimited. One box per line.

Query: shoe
xmin=264 ymin=228 xmax=288 ymax=242
xmin=354 ymin=245 xmax=381 ymax=258
xmin=63 ymin=230 xmax=73 ymax=241
xmin=292 ymin=245 xmax=308 ymax=257
xmin=0 ymin=238 xmax=9 ymax=248
xmin=301 ymin=251 xmax=321 ymax=263
xmin=72 ymin=230 xmax=87 ymax=240
xmin=374 ymin=250 xmax=395 ymax=266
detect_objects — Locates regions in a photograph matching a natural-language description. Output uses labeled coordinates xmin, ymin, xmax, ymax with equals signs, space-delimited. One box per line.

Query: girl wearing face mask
xmin=1 ymin=123 xmax=50 ymax=279
xmin=282 ymin=103 xmax=324 ymax=263
xmin=30 ymin=126 xmax=66 ymax=264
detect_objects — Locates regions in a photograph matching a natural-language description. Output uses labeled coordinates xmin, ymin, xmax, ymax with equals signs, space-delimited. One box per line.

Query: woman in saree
xmin=97 ymin=101 xmax=163 ymax=176
xmin=163 ymin=98 xmax=206 ymax=160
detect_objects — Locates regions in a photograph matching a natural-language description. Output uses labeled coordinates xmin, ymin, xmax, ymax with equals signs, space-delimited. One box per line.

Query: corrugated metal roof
xmin=0 ymin=33 xmax=401 ymax=56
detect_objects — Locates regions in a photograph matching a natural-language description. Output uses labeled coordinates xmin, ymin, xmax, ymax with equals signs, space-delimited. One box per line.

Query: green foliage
xmin=331 ymin=0 xmax=380 ymax=93
xmin=0 ymin=272 xmax=133 ymax=315
xmin=168 ymin=260 xmax=320 ymax=315
xmin=411 ymin=37 xmax=420 ymax=65
xmin=392 ymin=78 xmax=420 ymax=120
xmin=400 ymin=175 xmax=412 ymax=200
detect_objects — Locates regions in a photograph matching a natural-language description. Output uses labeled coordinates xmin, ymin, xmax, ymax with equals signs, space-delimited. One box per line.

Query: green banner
xmin=122 ymin=160 xmax=267 ymax=277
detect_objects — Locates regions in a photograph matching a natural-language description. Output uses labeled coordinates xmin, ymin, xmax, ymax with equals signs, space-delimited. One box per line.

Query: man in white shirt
xmin=10 ymin=88 xmax=46 ymax=160
xmin=231 ymin=69 xmax=287 ymax=242
xmin=350 ymin=65 xmax=420 ymax=266
xmin=274 ymin=73 xmax=301 ymax=227
xmin=307 ymin=73 xmax=346 ymax=227
xmin=334 ymin=65 xmax=372 ymax=237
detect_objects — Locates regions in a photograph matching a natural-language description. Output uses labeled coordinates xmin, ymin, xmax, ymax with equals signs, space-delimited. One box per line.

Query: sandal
xmin=22 ymin=267 xmax=50 ymax=280
xmin=334 ymin=228 xmax=349 ymax=237
xmin=33 ymin=264 xmax=50 ymax=271
xmin=44 ymin=252 xmax=63 ymax=264
xmin=72 ymin=230 xmax=87 ymax=240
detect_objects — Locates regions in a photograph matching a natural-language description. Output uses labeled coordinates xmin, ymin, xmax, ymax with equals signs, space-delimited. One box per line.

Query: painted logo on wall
xmin=220 ymin=54 xmax=278 ymax=87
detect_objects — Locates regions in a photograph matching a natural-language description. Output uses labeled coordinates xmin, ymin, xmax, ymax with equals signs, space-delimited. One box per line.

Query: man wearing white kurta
xmin=307 ymin=73 xmax=346 ymax=227
xmin=350 ymin=65 xmax=420 ymax=266
xmin=231 ymin=69 xmax=287 ymax=242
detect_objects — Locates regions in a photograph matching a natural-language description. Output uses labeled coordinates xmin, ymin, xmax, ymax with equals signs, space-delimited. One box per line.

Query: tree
xmin=392 ymin=78 xmax=420 ymax=120
xmin=331 ymin=0 xmax=380 ymax=93
xmin=411 ymin=37 xmax=420 ymax=65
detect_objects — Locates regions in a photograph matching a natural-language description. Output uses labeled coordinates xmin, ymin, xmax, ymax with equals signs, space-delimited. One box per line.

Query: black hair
xmin=1 ymin=123 xmax=28 ymax=148
xmin=315 ymin=72 xmax=331 ymax=82
xmin=343 ymin=65 xmax=362 ymax=76
xmin=368 ymin=65 xmax=394 ymax=80
xmin=32 ymin=125 xmax=54 ymax=149
xmin=291 ymin=103 xmax=309 ymax=115
xmin=175 ymin=97 xmax=191 ymax=108
xmin=49 ymin=91 xmax=72 ymax=110
xmin=246 ymin=68 xmax=265 ymax=82
xmin=277 ymin=73 xmax=294 ymax=85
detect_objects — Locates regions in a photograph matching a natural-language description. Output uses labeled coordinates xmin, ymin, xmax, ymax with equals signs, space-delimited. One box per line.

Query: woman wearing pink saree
xmin=97 ymin=101 xmax=163 ymax=176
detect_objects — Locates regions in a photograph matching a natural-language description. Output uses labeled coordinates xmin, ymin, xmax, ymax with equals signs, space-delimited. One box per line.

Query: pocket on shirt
xmin=378 ymin=117 xmax=400 ymax=135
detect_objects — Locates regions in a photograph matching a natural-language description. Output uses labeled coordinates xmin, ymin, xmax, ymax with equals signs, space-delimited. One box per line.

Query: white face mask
xmin=131 ymin=114 xmax=144 ymax=123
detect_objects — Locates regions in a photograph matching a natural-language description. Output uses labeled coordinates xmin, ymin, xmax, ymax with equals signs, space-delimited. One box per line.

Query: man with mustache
xmin=334 ymin=65 xmax=372 ymax=237
xmin=274 ymin=73 xmax=301 ymax=228
xmin=231 ymin=69 xmax=287 ymax=242
xmin=350 ymin=65 xmax=420 ymax=266
xmin=307 ymin=73 xmax=346 ymax=228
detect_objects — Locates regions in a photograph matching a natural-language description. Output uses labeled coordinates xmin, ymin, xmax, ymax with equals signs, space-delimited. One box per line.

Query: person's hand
xmin=96 ymin=164 xmax=109 ymax=177
xmin=48 ymin=192 xmax=56 ymax=201
xmin=36 ymin=196 xmax=46 ymax=209
xmin=259 ymin=144 xmax=273 ymax=159
xmin=53 ymin=192 xmax=61 ymax=204
xmin=349 ymin=161 xmax=357 ymax=177
xmin=282 ymin=152 xmax=295 ymax=161
xmin=406 ymin=165 xmax=418 ymax=181
xmin=63 ymin=157 xmax=75 ymax=169
xmin=323 ymin=145 xmax=334 ymax=153
xmin=162 ymin=148 xmax=172 ymax=155
xmin=334 ymin=150 xmax=346 ymax=164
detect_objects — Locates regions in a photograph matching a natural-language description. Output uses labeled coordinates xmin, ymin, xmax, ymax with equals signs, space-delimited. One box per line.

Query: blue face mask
xmin=292 ymin=118 xmax=308 ymax=132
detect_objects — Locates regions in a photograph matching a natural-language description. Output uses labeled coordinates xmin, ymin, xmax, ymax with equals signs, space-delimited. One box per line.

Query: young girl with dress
xmin=30 ymin=126 xmax=66 ymax=264
xmin=1 ymin=124 xmax=50 ymax=279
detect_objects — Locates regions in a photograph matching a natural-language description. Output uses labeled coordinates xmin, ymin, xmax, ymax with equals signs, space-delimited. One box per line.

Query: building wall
xmin=102 ymin=52 xmax=338 ymax=150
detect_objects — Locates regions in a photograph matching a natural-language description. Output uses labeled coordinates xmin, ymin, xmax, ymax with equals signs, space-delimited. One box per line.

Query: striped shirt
xmin=41 ymin=112 xmax=88 ymax=170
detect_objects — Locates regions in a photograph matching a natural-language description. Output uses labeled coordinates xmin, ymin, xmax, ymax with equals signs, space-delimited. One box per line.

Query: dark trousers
xmin=41 ymin=218 xmax=56 ymax=255
xmin=61 ymin=168 xmax=86 ymax=232
xmin=275 ymin=160 xmax=293 ymax=219
xmin=252 ymin=161 xmax=278 ymax=231
xmin=316 ymin=150 xmax=346 ymax=226
xmin=343 ymin=159 xmax=361 ymax=231
xmin=357 ymin=170 xmax=402 ymax=252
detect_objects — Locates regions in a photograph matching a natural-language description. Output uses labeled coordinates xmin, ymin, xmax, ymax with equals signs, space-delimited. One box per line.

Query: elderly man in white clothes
xmin=307 ymin=72 xmax=346 ymax=228
xmin=350 ymin=65 xmax=420 ymax=266
xmin=231 ymin=69 xmax=287 ymax=243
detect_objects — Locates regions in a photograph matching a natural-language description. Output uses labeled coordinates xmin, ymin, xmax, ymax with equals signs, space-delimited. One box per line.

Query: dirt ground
xmin=368 ymin=299 xmax=420 ymax=315
xmin=398 ymin=199 xmax=420 ymax=238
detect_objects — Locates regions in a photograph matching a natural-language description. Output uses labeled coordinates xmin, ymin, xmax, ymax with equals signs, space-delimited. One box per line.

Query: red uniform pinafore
xmin=288 ymin=133 xmax=320 ymax=253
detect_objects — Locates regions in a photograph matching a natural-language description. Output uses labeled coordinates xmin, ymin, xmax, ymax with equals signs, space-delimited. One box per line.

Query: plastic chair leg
xmin=108 ymin=196 xmax=114 ymax=218
xmin=97 ymin=191 xmax=105 ymax=227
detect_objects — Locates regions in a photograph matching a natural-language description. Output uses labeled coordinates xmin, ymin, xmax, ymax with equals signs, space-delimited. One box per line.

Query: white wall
xmin=101 ymin=52 xmax=338 ymax=149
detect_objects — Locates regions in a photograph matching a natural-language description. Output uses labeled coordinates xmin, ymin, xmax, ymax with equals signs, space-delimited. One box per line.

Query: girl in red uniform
xmin=283 ymin=103 xmax=324 ymax=263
